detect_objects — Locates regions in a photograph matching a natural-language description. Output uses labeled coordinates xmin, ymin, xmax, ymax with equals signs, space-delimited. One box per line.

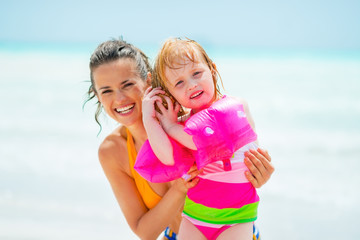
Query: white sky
xmin=1 ymin=0 xmax=359 ymax=49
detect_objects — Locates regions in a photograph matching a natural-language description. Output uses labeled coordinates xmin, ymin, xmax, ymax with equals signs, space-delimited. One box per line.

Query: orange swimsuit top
xmin=127 ymin=128 xmax=162 ymax=209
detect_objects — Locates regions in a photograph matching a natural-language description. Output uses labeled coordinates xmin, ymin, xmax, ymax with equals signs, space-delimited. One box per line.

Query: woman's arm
xmin=99 ymin=138 xmax=199 ymax=240
xmin=236 ymin=97 xmax=275 ymax=187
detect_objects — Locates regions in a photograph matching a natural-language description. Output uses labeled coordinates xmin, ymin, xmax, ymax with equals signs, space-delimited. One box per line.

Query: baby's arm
xmin=142 ymin=87 xmax=175 ymax=165
xmin=155 ymin=97 xmax=197 ymax=151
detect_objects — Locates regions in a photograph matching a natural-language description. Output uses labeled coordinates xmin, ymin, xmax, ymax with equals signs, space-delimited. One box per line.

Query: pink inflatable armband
xmin=184 ymin=96 xmax=257 ymax=169
xmin=134 ymin=136 xmax=195 ymax=183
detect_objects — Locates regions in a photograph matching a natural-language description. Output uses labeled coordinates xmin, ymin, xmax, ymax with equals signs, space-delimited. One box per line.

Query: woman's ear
xmin=93 ymin=88 xmax=101 ymax=102
xmin=146 ymin=72 xmax=152 ymax=86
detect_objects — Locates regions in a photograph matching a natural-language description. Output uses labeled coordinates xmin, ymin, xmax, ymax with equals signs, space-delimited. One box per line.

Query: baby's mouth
xmin=190 ymin=91 xmax=203 ymax=99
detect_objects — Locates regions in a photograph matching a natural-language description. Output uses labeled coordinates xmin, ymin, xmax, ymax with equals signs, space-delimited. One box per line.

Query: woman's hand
xmin=172 ymin=165 xmax=200 ymax=194
xmin=142 ymin=87 xmax=165 ymax=122
xmin=155 ymin=95 xmax=181 ymax=133
xmin=244 ymin=148 xmax=274 ymax=188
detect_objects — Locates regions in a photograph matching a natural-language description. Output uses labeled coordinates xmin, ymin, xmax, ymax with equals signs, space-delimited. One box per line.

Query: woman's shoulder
xmin=98 ymin=126 xmax=129 ymax=169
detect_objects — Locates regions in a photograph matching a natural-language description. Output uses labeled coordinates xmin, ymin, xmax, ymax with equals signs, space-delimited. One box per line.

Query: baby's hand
xmin=155 ymin=95 xmax=181 ymax=133
xmin=142 ymin=87 xmax=165 ymax=122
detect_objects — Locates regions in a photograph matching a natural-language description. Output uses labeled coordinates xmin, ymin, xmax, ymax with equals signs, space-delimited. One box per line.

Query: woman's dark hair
xmin=85 ymin=39 xmax=152 ymax=131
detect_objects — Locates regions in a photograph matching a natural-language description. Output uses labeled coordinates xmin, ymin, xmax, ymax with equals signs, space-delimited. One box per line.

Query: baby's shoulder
xmin=226 ymin=95 xmax=248 ymax=105
xmin=221 ymin=95 xmax=252 ymax=116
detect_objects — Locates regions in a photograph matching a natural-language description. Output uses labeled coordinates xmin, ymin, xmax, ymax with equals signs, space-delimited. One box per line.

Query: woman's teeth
xmin=116 ymin=104 xmax=135 ymax=113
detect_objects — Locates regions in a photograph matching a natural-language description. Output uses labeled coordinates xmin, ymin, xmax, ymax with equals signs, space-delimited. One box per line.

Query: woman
xmin=87 ymin=39 xmax=274 ymax=240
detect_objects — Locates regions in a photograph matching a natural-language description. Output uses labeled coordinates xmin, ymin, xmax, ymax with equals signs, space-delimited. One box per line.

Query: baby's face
xmin=164 ymin=57 xmax=215 ymax=113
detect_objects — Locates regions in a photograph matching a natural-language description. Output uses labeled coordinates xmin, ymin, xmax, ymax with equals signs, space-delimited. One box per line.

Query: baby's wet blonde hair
xmin=152 ymin=37 xmax=223 ymax=116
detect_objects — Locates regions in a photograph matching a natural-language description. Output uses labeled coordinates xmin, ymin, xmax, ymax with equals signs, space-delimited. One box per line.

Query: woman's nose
xmin=114 ymin=90 xmax=126 ymax=103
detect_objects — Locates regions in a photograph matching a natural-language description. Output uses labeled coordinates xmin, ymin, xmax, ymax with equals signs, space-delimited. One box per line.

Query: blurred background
xmin=1 ymin=0 xmax=359 ymax=239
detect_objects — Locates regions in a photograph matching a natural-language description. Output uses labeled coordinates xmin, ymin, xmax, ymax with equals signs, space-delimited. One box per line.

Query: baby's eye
xmin=175 ymin=80 xmax=184 ymax=87
xmin=193 ymin=71 xmax=202 ymax=77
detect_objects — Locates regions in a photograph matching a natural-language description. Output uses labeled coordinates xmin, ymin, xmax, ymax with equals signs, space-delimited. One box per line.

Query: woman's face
xmin=93 ymin=58 xmax=149 ymax=127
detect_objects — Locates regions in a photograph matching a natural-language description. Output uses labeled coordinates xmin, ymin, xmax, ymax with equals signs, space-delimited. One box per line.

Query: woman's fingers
xmin=250 ymin=148 xmax=274 ymax=176
xmin=244 ymin=168 xmax=259 ymax=188
xmin=258 ymin=148 xmax=271 ymax=162
xmin=244 ymin=156 xmax=261 ymax=188
xmin=186 ymin=177 xmax=200 ymax=188
xmin=244 ymin=148 xmax=274 ymax=188
xmin=183 ymin=165 xmax=198 ymax=178
xmin=172 ymin=165 xmax=200 ymax=193
xmin=188 ymin=164 xmax=199 ymax=172
xmin=182 ymin=165 xmax=200 ymax=188
xmin=244 ymin=150 xmax=270 ymax=188
xmin=246 ymin=150 xmax=266 ymax=175
xmin=257 ymin=148 xmax=274 ymax=173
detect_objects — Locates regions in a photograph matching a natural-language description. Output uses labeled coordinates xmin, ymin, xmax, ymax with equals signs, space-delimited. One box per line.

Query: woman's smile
xmin=115 ymin=103 xmax=135 ymax=115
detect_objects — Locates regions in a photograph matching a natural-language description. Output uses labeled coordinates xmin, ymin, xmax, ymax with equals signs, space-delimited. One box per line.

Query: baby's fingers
xmin=162 ymin=95 xmax=174 ymax=110
xmin=156 ymin=100 xmax=166 ymax=113
xmin=174 ymin=102 xmax=181 ymax=113
xmin=143 ymin=86 xmax=153 ymax=96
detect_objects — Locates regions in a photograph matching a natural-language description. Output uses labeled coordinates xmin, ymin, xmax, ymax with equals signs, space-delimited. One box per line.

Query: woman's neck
xmin=127 ymin=121 xmax=148 ymax=147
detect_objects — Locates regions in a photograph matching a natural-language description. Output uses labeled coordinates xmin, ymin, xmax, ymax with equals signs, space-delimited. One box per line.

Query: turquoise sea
xmin=0 ymin=42 xmax=359 ymax=239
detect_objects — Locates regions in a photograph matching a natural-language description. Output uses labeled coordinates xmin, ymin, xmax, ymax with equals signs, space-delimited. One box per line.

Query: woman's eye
xmin=124 ymin=83 xmax=134 ymax=88
xmin=101 ymin=90 xmax=112 ymax=94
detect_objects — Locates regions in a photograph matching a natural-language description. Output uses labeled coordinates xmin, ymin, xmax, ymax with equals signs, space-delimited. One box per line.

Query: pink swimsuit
xmin=183 ymin=142 xmax=259 ymax=240
xmin=135 ymin=96 xmax=259 ymax=239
